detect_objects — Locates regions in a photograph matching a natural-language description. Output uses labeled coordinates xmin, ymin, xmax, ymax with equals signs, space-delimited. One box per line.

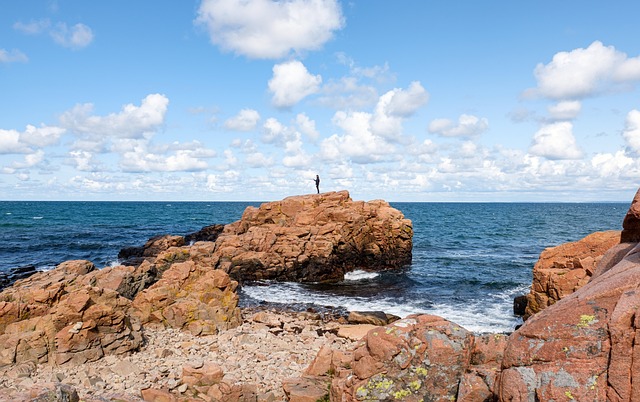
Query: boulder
xmin=0 ymin=260 xmax=143 ymax=368
xmin=523 ymin=230 xmax=620 ymax=319
xmin=330 ymin=315 xmax=477 ymax=401
xmin=130 ymin=260 xmax=241 ymax=335
xmin=347 ymin=310 xmax=398 ymax=326
xmin=214 ymin=191 xmax=413 ymax=283
xmin=118 ymin=235 xmax=186 ymax=267
xmin=496 ymin=189 xmax=640 ymax=401
xmin=184 ymin=224 xmax=225 ymax=243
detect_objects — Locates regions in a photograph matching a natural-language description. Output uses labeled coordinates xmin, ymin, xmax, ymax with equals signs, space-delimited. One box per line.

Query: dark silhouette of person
xmin=314 ymin=175 xmax=320 ymax=194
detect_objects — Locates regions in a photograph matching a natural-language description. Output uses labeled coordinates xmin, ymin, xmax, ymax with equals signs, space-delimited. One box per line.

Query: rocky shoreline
xmin=4 ymin=189 xmax=640 ymax=401
xmin=0 ymin=308 xmax=362 ymax=401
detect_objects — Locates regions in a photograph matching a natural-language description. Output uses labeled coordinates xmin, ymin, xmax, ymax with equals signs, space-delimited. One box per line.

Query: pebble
xmin=0 ymin=308 xmax=356 ymax=401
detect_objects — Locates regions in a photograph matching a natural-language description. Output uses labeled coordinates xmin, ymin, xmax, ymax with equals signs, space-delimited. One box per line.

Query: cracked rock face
xmin=214 ymin=190 xmax=414 ymax=283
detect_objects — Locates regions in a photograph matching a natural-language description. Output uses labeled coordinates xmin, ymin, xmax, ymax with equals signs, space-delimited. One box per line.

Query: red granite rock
xmin=524 ymin=230 xmax=620 ymax=319
xmin=215 ymin=191 xmax=413 ymax=282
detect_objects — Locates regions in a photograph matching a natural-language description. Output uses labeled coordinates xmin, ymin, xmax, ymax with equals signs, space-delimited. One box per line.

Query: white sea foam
xmin=241 ymin=281 xmax=525 ymax=334
xmin=343 ymin=270 xmax=379 ymax=281
xmin=32 ymin=216 xmax=43 ymax=220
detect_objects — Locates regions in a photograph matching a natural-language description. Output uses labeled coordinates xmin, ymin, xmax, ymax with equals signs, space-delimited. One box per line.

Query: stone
xmin=282 ymin=376 xmax=329 ymax=402
xmin=524 ymin=230 xmax=620 ymax=319
xmin=140 ymin=387 xmax=177 ymax=402
xmin=497 ymin=241 xmax=640 ymax=401
xmin=336 ymin=324 xmax=378 ymax=341
xmin=347 ymin=310 xmax=389 ymax=326
xmin=0 ymin=261 xmax=143 ymax=368
xmin=215 ymin=191 xmax=413 ymax=283
xmin=131 ymin=261 xmax=241 ymax=335
xmin=31 ymin=383 xmax=80 ymax=402
xmin=331 ymin=315 xmax=474 ymax=401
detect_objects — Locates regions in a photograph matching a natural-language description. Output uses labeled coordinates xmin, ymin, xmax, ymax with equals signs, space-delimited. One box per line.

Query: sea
xmin=0 ymin=201 xmax=628 ymax=333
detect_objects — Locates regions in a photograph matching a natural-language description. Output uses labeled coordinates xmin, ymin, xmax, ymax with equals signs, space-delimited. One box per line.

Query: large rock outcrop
xmin=214 ymin=190 xmax=413 ymax=282
xmin=0 ymin=260 xmax=143 ymax=368
xmin=495 ymin=189 xmax=640 ymax=401
xmin=524 ymin=230 xmax=621 ymax=319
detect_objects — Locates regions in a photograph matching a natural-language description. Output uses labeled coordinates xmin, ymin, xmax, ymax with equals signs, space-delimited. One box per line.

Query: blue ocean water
xmin=0 ymin=201 xmax=627 ymax=333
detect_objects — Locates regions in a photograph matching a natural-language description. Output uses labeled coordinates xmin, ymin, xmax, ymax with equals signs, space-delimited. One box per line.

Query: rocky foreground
xmin=0 ymin=308 xmax=361 ymax=401
xmin=4 ymin=189 xmax=640 ymax=401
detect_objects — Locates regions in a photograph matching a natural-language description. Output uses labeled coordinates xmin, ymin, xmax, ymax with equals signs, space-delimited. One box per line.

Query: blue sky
xmin=2 ymin=0 xmax=640 ymax=202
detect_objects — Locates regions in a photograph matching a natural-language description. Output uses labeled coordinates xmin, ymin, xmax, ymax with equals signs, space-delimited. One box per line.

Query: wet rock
xmin=184 ymin=224 xmax=225 ymax=244
xmin=0 ymin=264 xmax=37 ymax=291
xmin=347 ymin=310 xmax=391 ymax=326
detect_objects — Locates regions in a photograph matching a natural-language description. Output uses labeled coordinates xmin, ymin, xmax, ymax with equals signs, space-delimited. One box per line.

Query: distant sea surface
xmin=0 ymin=201 xmax=627 ymax=333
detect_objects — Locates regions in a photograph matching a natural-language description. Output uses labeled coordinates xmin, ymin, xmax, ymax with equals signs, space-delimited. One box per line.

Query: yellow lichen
xmin=409 ymin=380 xmax=421 ymax=391
xmin=394 ymin=389 xmax=411 ymax=399
xmin=414 ymin=367 xmax=428 ymax=376
xmin=565 ymin=390 xmax=574 ymax=400
xmin=577 ymin=314 xmax=596 ymax=328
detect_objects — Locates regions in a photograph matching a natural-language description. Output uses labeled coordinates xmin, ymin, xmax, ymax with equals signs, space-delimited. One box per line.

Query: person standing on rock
xmin=314 ymin=175 xmax=320 ymax=194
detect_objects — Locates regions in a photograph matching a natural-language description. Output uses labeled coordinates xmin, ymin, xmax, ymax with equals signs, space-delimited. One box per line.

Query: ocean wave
xmin=343 ymin=270 xmax=379 ymax=281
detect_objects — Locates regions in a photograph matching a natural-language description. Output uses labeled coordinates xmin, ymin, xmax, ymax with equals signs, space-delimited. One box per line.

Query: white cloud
xmin=0 ymin=129 xmax=32 ymax=154
xmin=60 ymin=93 xmax=169 ymax=142
xmin=195 ymin=0 xmax=344 ymax=59
xmin=384 ymin=81 xmax=429 ymax=117
xmin=0 ymin=49 xmax=28 ymax=63
xmin=69 ymin=150 xmax=99 ymax=172
xmin=316 ymin=76 xmax=379 ymax=110
xmin=0 ymin=125 xmax=65 ymax=154
xmin=268 ymin=60 xmax=322 ymax=108
xmin=320 ymin=111 xmax=393 ymax=164
xmin=547 ymin=100 xmax=582 ymax=121
xmin=13 ymin=19 xmax=51 ymax=35
xmin=623 ymin=109 xmax=640 ymax=153
xmin=20 ymin=124 xmax=66 ymax=147
xmin=295 ymin=113 xmax=319 ymax=140
xmin=50 ymin=22 xmax=94 ymax=50
xmin=120 ymin=148 xmax=209 ymax=173
xmin=224 ymin=109 xmax=260 ymax=131
xmin=532 ymin=41 xmax=640 ymax=99
xmin=428 ymin=114 xmax=489 ymax=137
xmin=371 ymin=81 xmax=429 ymax=140
xmin=591 ymin=151 xmax=634 ymax=177
xmin=529 ymin=122 xmax=583 ymax=160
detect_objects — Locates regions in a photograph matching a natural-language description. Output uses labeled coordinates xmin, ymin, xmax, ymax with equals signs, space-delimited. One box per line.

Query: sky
xmin=2 ymin=1 xmax=640 ymax=202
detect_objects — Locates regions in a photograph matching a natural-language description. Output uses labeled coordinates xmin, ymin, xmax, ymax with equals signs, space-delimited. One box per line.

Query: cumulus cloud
xmin=591 ymin=151 xmax=634 ymax=177
xmin=531 ymin=41 xmax=640 ymax=100
xmin=60 ymin=94 xmax=169 ymax=142
xmin=295 ymin=113 xmax=319 ymax=140
xmin=548 ymin=100 xmax=582 ymax=121
xmin=224 ymin=109 xmax=260 ymax=131
xmin=195 ymin=0 xmax=344 ymax=59
xmin=428 ymin=114 xmax=489 ymax=138
xmin=320 ymin=111 xmax=393 ymax=164
xmin=0 ymin=49 xmax=28 ymax=63
xmin=371 ymin=81 xmax=429 ymax=139
xmin=50 ymin=22 xmax=94 ymax=50
xmin=623 ymin=109 xmax=640 ymax=153
xmin=268 ymin=60 xmax=322 ymax=108
xmin=529 ymin=122 xmax=583 ymax=160
xmin=0 ymin=125 xmax=65 ymax=154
